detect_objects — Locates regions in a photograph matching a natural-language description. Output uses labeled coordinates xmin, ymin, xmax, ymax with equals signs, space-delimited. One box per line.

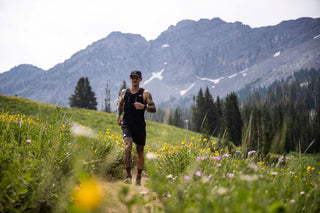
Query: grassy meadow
xmin=0 ymin=95 xmax=319 ymax=212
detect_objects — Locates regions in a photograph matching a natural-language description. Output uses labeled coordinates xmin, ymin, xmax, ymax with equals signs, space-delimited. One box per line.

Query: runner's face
xmin=130 ymin=75 xmax=142 ymax=86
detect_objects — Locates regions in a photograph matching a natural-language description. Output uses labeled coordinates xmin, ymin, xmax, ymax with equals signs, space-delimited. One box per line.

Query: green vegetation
xmin=0 ymin=95 xmax=319 ymax=212
xmin=0 ymin=95 xmax=201 ymax=145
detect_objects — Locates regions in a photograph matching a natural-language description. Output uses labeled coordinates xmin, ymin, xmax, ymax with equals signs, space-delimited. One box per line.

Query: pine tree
xmin=69 ymin=77 xmax=97 ymax=110
xmin=203 ymin=87 xmax=218 ymax=136
xmin=118 ymin=81 xmax=127 ymax=97
xmin=104 ymin=83 xmax=111 ymax=113
xmin=117 ymin=81 xmax=127 ymax=105
xmin=224 ymin=92 xmax=242 ymax=146
xmin=172 ymin=107 xmax=184 ymax=128
xmin=216 ymin=96 xmax=223 ymax=136
xmin=192 ymin=88 xmax=205 ymax=132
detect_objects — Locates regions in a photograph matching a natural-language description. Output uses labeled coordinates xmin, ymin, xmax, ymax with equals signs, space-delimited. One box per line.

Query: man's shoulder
xmin=141 ymin=88 xmax=149 ymax=93
xmin=121 ymin=89 xmax=128 ymax=96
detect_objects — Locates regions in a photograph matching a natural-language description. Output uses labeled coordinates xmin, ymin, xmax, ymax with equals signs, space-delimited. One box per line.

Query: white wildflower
xmin=146 ymin=152 xmax=157 ymax=159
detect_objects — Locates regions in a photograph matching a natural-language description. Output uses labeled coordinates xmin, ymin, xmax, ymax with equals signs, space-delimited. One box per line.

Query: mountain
xmin=1 ymin=17 xmax=320 ymax=110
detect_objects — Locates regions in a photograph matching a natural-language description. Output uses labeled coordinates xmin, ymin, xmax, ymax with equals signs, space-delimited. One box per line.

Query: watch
xmin=144 ymin=104 xmax=148 ymax=110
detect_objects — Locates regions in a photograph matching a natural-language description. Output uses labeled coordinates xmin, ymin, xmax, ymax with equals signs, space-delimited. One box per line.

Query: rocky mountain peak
xmin=1 ymin=17 xmax=319 ymax=110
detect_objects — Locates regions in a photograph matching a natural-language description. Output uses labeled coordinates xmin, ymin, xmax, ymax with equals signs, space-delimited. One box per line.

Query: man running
xmin=117 ymin=70 xmax=156 ymax=185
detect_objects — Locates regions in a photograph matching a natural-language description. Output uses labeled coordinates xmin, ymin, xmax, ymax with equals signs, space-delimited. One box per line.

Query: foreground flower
xmin=195 ymin=170 xmax=201 ymax=176
xmin=197 ymin=156 xmax=206 ymax=161
xmin=278 ymin=157 xmax=284 ymax=162
xmin=167 ymin=174 xmax=173 ymax=179
xmin=248 ymin=150 xmax=256 ymax=156
xmin=146 ymin=152 xmax=157 ymax=159
xmin=228 ymin=173 xmax=235 ymax=178
xmin=73 ymin=177 xmax=103 ymax=210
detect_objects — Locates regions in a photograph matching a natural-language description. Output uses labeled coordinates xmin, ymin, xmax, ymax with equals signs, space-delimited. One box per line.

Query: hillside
xmin=1 ymin=17 xmax=319 ymax=110
xmin=0 ymin=95 xmax=202 ymax=146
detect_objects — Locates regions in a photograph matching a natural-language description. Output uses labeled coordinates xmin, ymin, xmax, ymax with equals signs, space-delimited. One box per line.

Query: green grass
xmin=1 ymin=95 xmax=319 ymax=213
xmin=0 ymin=95 xmax=202 ymax=145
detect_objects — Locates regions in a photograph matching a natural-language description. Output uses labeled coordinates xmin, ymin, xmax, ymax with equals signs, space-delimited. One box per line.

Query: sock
xmin=126 ymin=167 xmax=131 ymax=176
xmin=137 ymin=169 xmax=143 ymax=178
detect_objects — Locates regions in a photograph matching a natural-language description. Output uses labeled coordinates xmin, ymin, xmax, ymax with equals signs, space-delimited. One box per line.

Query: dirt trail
xmin=101 ymin=175 xmax=162 ymax=213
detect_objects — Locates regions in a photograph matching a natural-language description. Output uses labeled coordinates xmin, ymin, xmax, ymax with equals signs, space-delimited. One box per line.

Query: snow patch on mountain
xmin=228 ymin=73 xmax=238 ymax=78
xmin=240 ymin=68 xmax=248 ymax=73
xmin=197 ymin=76 xmax=224 ymax=84
xmin=180 ymin=83 xmax=196 ymax=96
xmin=141 ymin=69 xmax=165 ymax=86
xmin=314 ymin=34 xmax=320 ymax=39
xmin=274 ymin=51 xmax=281 ymax=57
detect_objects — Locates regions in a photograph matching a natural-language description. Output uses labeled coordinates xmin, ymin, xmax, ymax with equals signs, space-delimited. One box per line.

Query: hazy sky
xmin=0 ymin=0 xmax=319 ymax=73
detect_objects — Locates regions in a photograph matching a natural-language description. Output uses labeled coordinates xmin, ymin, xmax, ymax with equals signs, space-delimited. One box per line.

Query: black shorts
xmin=122 ymin=126 xmax=146 ymax=146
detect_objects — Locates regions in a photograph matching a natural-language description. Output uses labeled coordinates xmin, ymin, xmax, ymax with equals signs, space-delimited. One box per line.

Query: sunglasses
xmin=130 ymin=76 xmax=141 ymax=80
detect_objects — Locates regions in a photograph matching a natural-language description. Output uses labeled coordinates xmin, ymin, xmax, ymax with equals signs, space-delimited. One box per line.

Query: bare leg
xmin=136 ymin=144 xmax=144 ymax=171
xmin=124 ymin=137 xmax=133 ymax=171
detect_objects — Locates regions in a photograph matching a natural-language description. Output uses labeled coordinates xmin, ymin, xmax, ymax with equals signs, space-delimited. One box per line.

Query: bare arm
xmin=117 ymin=89 xmax=126 ymax=126
xmin=144 ymin=90 xmax=156 ymax=113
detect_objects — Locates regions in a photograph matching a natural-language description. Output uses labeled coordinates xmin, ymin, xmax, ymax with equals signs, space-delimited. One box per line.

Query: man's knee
xmin=136 ymin=145 xmax=144 ymax=152
xmin=124 ymin=137 xmax=133 ymax=146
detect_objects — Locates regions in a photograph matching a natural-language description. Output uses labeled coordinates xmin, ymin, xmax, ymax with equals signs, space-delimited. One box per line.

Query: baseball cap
xmin=130 ymin=70 xmax=142 ymax=78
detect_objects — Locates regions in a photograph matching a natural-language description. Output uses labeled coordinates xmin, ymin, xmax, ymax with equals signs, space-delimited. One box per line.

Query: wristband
xmin=144 ymin=104 xmax=148 ymax=110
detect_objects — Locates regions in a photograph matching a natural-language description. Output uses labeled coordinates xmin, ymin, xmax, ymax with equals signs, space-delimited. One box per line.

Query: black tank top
xmin=122 ymin=88 xmax=146 ymax=128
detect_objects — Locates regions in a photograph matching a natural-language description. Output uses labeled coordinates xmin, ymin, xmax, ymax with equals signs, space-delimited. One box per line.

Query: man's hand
xmin=134 ymin=102 xmax=145 ymax=110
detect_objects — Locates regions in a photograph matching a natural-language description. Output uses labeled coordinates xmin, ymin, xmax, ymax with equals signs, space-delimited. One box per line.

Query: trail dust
xmin=101 ymin=173 xmax=162 ymax=213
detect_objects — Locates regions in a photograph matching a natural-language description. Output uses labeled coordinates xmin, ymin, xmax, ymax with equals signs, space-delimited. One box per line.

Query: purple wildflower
xmin=228 ymin=173 xmax=235 ymax=178
xmin=248 ymin=150 xmax=256 ymax=156
xmin=197 ymin=157 xmax=206 ymax=161
xmin=195 ymin=170 xmax=201 ymax=176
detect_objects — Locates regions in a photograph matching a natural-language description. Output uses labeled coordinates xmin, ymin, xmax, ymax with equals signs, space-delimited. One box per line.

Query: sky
xmin=0 ymin=0 xmax=319 ymax=73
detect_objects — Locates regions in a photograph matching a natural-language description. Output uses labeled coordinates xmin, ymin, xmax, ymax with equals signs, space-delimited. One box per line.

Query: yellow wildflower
xmin=73 ymin=177 xmax=103 ymax=210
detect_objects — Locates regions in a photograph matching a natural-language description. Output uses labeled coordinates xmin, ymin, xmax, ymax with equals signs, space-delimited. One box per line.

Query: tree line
xmin=240 ymin=68 xmax=320 ymax=154
xmin=68 ymin=69 xmax=320 ymax=153
xmin=147 ymin=68 xmax=320 ymax=154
